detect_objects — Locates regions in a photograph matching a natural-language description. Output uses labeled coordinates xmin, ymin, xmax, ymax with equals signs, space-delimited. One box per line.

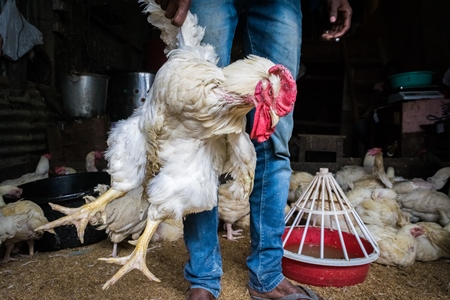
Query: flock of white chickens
xmin=0 ymin=151 xmax=105 ymax=261
xmin=1 ymin=147 xmax=449 ymax=271
xmin=288 ymin=147 xmax=450 ymax=268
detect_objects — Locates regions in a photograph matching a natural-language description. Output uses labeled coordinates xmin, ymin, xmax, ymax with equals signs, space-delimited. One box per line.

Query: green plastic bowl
xmin=388 ymin=71 xmax=434 ymax=89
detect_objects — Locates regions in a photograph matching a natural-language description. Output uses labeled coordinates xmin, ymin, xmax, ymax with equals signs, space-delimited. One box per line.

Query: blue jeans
xmin=184 ymin=0 xmax=302 ymax=297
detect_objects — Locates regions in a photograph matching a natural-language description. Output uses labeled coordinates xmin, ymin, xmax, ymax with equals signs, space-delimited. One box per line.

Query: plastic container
xmin=283 ymin=168 xmax=379 ymax=287
xmin=388 ymin=71 xmax=434 ymax=89
xmin=282 ymin=226 xmax=375 ymax=287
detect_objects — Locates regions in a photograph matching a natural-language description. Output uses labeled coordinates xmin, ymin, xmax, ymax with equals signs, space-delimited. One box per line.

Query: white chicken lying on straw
xmin=36 ymin=0 xmax=297 ymax=290
xmin=366 ymin=223 xmax=424 ymax=268
xmin=355 ymin=188 xmax=409 ymax=228
xmin=396 ymin=189 xmax=450 ymax=223
xmin=414 ymin=221 xmax=450 ymax=262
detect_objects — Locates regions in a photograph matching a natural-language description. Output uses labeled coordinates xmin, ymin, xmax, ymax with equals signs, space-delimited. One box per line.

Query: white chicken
xmin=0 ymin=154 xmax=51 ymax=186
xmin=36 ymin=0 xmax=297 ymax=290
xmin=355 ymin=188 xmax=409 ymax=228
xmin=414 ymin=221 xmax=450 ymax=262
xmin=335 ymin=148 xmax=392 ymax=192
xmin=218 ymin=135 xmax=255 ymax=241
xmin=334 ymin=165 xmax=368 ymax=192
xmin=0 ymin=185 xmax=54 ymax=261
xmin=85 ymin=150 xmax=104 ymax=172
xmin=84 ymin=185 xmax=149 ymax=257
xmin=55 ymin=166 xmax=77 ymax=175
xmin=391 ymin=177 xmax=435 ymax=195
xmin=366 ymin=223 xmax=424 ymax=268
xmin=427 ymin=166 xmax=450 ymax=191
xmin=288 ymin=171 xmax=314 ymax=204
xmin=345 ymin=186 xmax=373 ymax=208
xmin=0 ymin=211 xmax=28 ymax=247
xmin=85 ymin=184 xmax=182 ymax=256
xmin=0 ymin=186 xmax=26 ymax=247
xmin=396 ymin=189 xmax=450 ymax=223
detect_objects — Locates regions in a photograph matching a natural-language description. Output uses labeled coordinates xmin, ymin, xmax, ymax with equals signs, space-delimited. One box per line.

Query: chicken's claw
xmin=34 ymin=188 xmax=125 ymax=243
xmin=99 ymin=249 xmax=160 ymax=290
xmin=222 ymin=223 xmax=244 ymax=241
xmin=99 ymin=219 xmax=162 ymax=289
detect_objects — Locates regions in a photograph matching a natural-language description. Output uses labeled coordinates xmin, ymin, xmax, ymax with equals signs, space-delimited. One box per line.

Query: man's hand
xmin=155 ymin=0 xmax=191 ymax=26
xmin=321 ymin=0 xmax=352 ymax=41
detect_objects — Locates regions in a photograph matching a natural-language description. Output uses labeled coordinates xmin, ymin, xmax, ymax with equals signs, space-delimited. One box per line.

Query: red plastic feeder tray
xmin=282 ymin=226 xmax=377 ymax=287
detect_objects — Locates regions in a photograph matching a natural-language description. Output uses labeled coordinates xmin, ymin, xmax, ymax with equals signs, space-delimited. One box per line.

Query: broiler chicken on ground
xmin=83 ymin=185 xmax=149 ymax=257
xmin=397 ymin=189 xmax=450 ymax=223
xmin=0 ymin=154 xmax=51 ymax=186
xmin=355 ymin=188 xmax=409 ymax=228
xmin=0 ymin=211 xmax=28 ymax=247
xmin=414 ymin=221 xmax=450 ymax=262
xmin=35 ymin=0 xmax=297 ymax=290
xmin=366 ymin=223 xmax=424 ymax=268
xmin=0 ymin=185 xmax=54 ymax=261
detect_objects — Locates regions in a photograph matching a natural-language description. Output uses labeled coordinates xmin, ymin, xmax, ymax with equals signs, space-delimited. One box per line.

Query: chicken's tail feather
xmin=139 ymin=0 xmax=217 ymax=64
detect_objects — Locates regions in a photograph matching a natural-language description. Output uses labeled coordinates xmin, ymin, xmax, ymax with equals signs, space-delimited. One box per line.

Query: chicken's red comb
xmin=367 ymin=147 xmax=383 ymax=156
xmin=94 ymin=151 xmax=104 ymax=159
xmin=268 ymin=64 xmax=297 ymax=117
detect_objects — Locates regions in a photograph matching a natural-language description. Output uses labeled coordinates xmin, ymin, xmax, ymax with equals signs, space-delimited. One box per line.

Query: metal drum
xmin=107 ymin=72 xmax=155 ymax=121
xmin=61 ymin=72 xmax=109 ymax=118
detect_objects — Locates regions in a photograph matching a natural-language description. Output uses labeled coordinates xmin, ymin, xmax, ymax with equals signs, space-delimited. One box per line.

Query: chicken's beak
xmin=270 ymin=108 xmax=280 ymax=128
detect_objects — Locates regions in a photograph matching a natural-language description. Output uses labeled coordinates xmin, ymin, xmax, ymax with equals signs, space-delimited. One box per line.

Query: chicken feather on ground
xmin=35 ymin=0 xmax=297 ymax=290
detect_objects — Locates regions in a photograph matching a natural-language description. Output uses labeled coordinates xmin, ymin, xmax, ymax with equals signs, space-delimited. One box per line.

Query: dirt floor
xmin=1 ymin=228 xmax=449 ymax=300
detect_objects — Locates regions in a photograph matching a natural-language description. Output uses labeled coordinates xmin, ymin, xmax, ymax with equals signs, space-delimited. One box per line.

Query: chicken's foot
xmin=99 ymin=219 xmax=162 ymax=290
xmin=35 ymin=188 xmax=125 ymax=243
xmin=222 ymin=222 xmax=244 ymax=241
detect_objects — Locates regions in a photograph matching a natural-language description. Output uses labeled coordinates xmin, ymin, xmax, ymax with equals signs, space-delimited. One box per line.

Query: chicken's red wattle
xmin=250 ymin=64 xmax=297 ymax=143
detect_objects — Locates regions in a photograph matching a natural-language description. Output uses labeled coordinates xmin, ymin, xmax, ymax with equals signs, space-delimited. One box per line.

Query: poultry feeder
xmin=282 ymin=168 xmax=380 ymax=287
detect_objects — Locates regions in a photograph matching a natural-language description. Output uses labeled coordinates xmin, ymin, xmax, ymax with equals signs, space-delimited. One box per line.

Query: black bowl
xmin=4 ymin=172 xmax=110 ymax=252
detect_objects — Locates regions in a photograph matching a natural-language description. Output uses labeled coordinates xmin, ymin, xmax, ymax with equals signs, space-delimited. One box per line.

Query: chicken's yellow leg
xmin=35 ymin=188 xmax=125 ymax=243
xmin=99 ymin=218 xmax=162 ymax=290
